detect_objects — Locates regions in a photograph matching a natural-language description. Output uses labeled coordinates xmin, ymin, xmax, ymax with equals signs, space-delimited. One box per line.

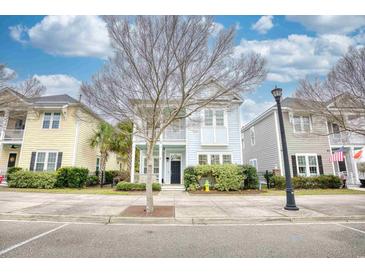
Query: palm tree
xmin=90 ymin=122 xmax=115 ymax=187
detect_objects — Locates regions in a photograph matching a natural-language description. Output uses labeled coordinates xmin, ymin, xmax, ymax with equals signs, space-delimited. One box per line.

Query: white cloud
xmin=9 ymin=16 xmax=111 ymax=59
xmin=251 ymin=15 xmax=274 ymax=34
xmin=286 ymin=16 xmax=365 ymax=34
xmin=241 ymin=98 xmax=274 ymax=126
xmin=34 ymin=74 xmax=82 ymax=99
xmin=211 ymin=22 xmax=224 ymax=36
xmin=235 ymin=33 xmax=357 ymax=83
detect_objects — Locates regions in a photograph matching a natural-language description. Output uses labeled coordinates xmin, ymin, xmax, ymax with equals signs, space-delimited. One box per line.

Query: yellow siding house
xmin=0 ymin=87 xmax=119 ymax=176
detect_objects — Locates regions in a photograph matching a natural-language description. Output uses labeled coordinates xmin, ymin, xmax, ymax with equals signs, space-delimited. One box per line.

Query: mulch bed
xmin=120 ymin=205 xmax=175 ymax=217
xmin=189 ymin=190 xmax=266 ymax=195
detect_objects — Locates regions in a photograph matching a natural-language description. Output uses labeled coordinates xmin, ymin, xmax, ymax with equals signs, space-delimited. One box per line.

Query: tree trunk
xmin=145 ymin=141 xmax=154 ymax=214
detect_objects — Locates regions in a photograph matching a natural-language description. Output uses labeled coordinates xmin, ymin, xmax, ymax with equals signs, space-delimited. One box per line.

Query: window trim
xmin=42 ymin=112 xmax=61 ymax=129
xmin=34 ymin=151 xmax=59 ymax=172
xmin=197 ymin=152 xmax=233 ymax=165
xmin=142 ymin=155 xmax=160 ymax=174
xmin=249 ymin=158 xmax=258 ymax=170
xmin=293 ymin=115 xmax=312 ymax=133
xmin=295 ymin=153 xmax=319 ymax=177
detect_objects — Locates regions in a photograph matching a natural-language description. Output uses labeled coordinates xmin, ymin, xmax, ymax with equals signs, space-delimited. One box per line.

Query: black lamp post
xmin=271 ymin=87 xmax=299 ymax=211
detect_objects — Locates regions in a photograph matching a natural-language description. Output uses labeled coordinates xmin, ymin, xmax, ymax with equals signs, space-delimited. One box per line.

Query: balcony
xmin=329 ymin=132 xmax=365 ymax=146
xmin=163 ymin=127 xmax=186 ymax=141
xmin=0 ymin=129 xmax=24 ymax=143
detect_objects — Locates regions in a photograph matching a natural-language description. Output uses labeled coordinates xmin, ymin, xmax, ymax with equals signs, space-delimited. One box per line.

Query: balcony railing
xmin=329 ymin=132 xmax=365 ymax=145
xmin=1 ymin=129 xmax=24 ymax=142
xmin=163 ymin=128 xmax=186 ymax=141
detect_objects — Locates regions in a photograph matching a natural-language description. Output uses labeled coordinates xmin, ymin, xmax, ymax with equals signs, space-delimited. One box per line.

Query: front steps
xmin=161 ymin=184 xmax=185 ymax=191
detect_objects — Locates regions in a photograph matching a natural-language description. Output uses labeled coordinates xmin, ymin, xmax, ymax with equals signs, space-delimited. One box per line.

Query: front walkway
xmin=0 ymin=191 xmax=364 ymax=224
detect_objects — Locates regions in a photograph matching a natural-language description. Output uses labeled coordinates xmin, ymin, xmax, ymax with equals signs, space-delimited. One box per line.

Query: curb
xmin=1 ymin=213 xmax=365 ymax=225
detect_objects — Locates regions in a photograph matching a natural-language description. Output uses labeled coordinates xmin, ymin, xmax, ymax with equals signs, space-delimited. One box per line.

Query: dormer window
xmin=42 ymin=112 xmax=61 ymax=129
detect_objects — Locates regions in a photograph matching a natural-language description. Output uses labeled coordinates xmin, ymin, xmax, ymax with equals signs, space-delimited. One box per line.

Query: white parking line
xmin=337 ymin=223 xmax=365 ymax=235
xmin=0 ymin=223 xmax=68 ymax=256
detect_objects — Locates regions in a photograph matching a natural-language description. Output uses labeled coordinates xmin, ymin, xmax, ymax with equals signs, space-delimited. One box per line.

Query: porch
xmin=0 ymin=110 xmax=27 ymax=144
xmin=331 ymin=146 xmax=362 ymax=186
xmin=131 ymin=143 xmax=186 ymax=185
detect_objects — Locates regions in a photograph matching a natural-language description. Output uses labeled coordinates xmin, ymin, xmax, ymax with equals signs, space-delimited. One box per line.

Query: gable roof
xmin=28 ymin=94 xmax=79 ymax=105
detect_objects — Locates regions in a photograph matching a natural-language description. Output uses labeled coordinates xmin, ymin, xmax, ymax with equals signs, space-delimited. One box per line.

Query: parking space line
xmin=337 ymin=223 xmax=365 ymax=235
xmin=0 ymin=223 xmax=69 ymax=256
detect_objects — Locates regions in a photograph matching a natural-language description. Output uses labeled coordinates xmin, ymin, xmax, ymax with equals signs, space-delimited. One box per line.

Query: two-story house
xmin=241 ymin=97 xmax=365 ymax=186
xmin=0 ymin=87 xmax=119 ymax=177
xmin=130 ymin=91 xmax=243 ymax=185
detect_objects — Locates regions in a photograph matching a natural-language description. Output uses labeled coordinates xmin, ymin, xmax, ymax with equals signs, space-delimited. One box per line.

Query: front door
xmin=7 ymin=153 xmax=17 ymax=168
xmin=170 ymin=160 xmax=181 ymax=184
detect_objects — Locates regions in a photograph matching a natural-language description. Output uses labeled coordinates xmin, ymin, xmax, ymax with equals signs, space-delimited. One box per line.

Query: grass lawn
xmin=189 ymin=188 xmax=365 ymax=195
xmin=0 ymin=185 xmax=159 ymax=195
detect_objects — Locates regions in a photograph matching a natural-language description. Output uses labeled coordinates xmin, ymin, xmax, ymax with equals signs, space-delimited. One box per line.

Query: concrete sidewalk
xmin=0 ymin=191 xmax=364 ymax=224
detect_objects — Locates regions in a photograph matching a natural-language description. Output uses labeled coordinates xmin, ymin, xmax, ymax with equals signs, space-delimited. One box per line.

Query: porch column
xmin=158 ymin=143 xmax=163 ymax=184
xmin=350 ymin=147 xmax=359 ymax=184
xmin=130 ymin=143 xmax=136 ymax=183
xmin=0 ymin=109 xmax=9 ymax=140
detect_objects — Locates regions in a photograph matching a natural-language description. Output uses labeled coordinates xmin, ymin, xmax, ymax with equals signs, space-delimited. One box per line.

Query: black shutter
xmin=56 ymin=152 xmax=63 ymax=170
xmin=29 ymin=152 xmax=36 ymax=171
xmin=317 ymin=155 xmax=324 ymax=175
xmin=291 ymin=155 xmax=297 ymax=177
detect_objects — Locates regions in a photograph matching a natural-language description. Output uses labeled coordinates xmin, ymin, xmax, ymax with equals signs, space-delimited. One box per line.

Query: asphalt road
xmin=0 ymin=220 xmax=364 ymax=257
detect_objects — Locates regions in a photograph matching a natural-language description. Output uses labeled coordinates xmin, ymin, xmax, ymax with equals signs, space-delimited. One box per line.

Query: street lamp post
xmin=271 ymin=87 xmax=299 ymax=211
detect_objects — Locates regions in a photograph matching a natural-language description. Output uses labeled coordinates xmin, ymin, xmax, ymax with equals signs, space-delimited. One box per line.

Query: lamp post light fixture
xmin=271 ymin=87 xmax=299 ymax=211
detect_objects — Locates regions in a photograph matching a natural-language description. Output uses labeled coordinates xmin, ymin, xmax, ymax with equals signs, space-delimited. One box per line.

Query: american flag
xmin=330 ymin=147 xmax=344 ymax=162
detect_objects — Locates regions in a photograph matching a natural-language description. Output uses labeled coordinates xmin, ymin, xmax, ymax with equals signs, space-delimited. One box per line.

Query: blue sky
xmin=1 ymin=15 xmax=365 ymax=124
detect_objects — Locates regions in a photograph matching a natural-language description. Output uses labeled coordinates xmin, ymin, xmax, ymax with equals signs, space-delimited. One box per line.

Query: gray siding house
xmin=242 ymin=97 xmax=333 ymax=177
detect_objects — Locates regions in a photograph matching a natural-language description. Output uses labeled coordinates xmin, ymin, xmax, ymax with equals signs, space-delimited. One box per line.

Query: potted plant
xmin=357 ymin=162 xmax=365 ymax=188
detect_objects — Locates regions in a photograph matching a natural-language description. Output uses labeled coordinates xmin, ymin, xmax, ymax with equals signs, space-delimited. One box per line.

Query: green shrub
xmin=56 ymin=167 xmax=89 ymax=188
xmin=8 ymin=170 xmax=56 ymax=189
xmin=6 ymin=167 xmax=23 ymax=182
xmin=270 ymin=176 xmax=286 ymax=190
xmin=239 ymin=165 xmax=259 ymax=189
xmin=115 ymin=182 xmax=161 ymax=191
xmin=105 ymin=170 xmax=130 ymax=184
xmin=86 ymin=175 xmax=99 ymax=187
xmin=184 ymin=166 xmax=198 ymax=190
xmin=187 ymin=183 xmax=200 ymax=192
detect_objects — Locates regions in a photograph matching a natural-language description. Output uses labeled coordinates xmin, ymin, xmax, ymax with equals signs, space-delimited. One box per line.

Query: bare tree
xmin=295 ymin=47 xmax=365 ymax=136
xmin=81 ymin=16 xmax=266 ymax=213
xmin=16 ymin=77 xmax=46 ymax=98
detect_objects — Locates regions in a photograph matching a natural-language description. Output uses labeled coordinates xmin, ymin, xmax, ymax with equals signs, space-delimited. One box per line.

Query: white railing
xmin=163 ymin=128 xmax=186 ymax=141
xmin=1 ymin=129 xmax=24 ymax=141
xmin=329 ymin=132 xmax=365 ymax=145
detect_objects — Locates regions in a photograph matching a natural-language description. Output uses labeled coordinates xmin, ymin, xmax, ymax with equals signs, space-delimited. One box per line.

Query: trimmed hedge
xmin=239 ymin=165 xmax=259 ymax=189
xmin=8 ymin=170 xmax=57 ymax=189
xmin=56 ymin=167 xmax=89 ymax=188
xmin=115 ymin=182 xmax=161 ymax=191
xmin=6 ymin=167 xmax=23 ymax=182
xmin=270 ymin=175 xmax=342 ymax=190
xmin=105 ymin=170 xmax=130 ymax=184
xmin=184 ymin=164 xmax=245 ymax=192
xmin=86 ymin=175 xmax=99 ymax=186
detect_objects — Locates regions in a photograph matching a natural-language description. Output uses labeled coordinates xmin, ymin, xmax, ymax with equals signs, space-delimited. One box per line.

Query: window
xmin=46 ymin=152 xmax=57 ymax=171
xmin=153 ymin=158 xmax=159 ymax=174
xmin=297 ymin=155 xmax=307 ymax=176
xmin=241 ymin=133 xmax=245 ymax=149
xmin=204 ymin=109 xmax=213 ymax=126
xmin=296 ymin=154 xmax=318 ymax=177
xmin=142 ymin=156 xmax=159 ymax=174
xmin=34 ymin=151 xmax=59 ymax=171
xmin=250 ymin=127 xmax=255 ymax=146
xmin=222 ymin=154 xmax=232 ymax=164
xmin=249 ymin=159 xmax=258 ymax=170
xmin=215 ymin=110 xmax=224 ymax=126
xmin=198 ymin=154 xmax=208 ymax=165
xmin=293 ymin=115 xmax=310 ymax=133
xmin=42 ymin=112 xmax=61 ymax=129
xmin=210 ymin=154 xmax=220 ymax=165
xmin=96 ymin=158 xmax=100 ymax=173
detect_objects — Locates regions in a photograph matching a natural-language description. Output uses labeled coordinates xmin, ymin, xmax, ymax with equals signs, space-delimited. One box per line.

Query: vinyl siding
xmin=242 ymin=112 xmax=280 ymax=173
xmin=18 ymin=107 xmax=77 ymax=169
xmin=186 ymin=104 xmax=242 ymax=166
xmin=283 ymin=112 xmax=334 ymax=176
